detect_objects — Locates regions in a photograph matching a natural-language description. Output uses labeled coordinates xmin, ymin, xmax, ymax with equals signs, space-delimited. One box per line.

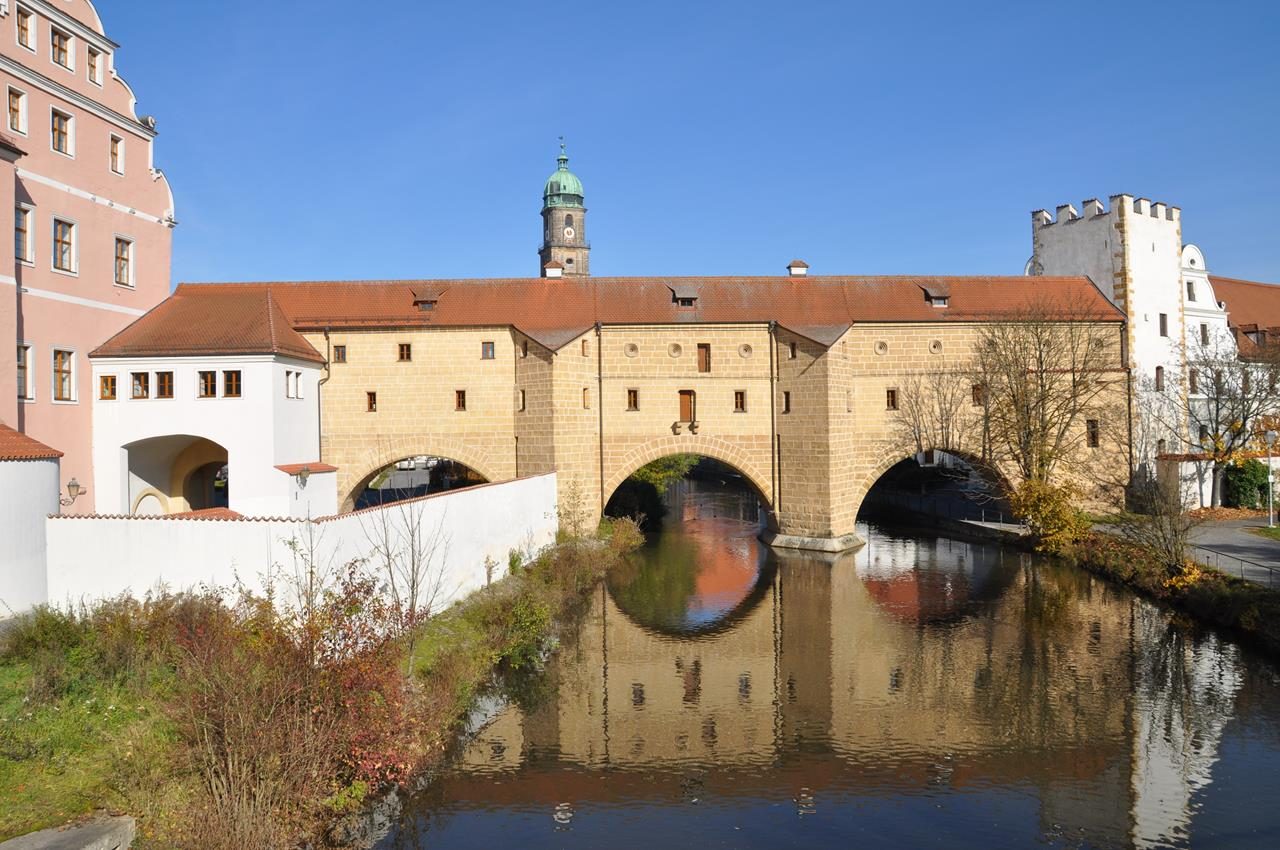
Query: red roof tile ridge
xmin=50 ymin=512 xmax=304 ymax=523
xmin=1210 ymin=274 xmax=1280 ymax=289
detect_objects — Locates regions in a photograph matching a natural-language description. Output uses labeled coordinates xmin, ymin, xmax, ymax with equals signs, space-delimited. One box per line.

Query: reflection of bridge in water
xmin=395 ymin=482 xmax=1273 ymax=850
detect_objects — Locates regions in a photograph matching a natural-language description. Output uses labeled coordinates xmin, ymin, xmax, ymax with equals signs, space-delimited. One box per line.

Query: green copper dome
xmin=543 ymin=141 xmax=584 ymax=209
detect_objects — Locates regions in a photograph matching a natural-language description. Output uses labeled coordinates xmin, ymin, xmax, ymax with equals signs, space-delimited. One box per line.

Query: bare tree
xmin=360 ymin=500 xmax=454 ymax=669
xmin=892 ymin=369 xmax=981 ymax=459
xmin=1146 ymin=330 xmax=1280 ymax=507
xmin=1109 ymin=469 xmax=1204 ymax=576
xmin=971 ymin=297 xmax=1126 ymax=489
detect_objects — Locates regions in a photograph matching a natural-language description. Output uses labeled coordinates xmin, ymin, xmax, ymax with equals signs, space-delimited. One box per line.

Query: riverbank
xmin=1061 ymin=531 xmax=1280 ymax=657
xmin=0 ymin=519 xmax=641 ymax=848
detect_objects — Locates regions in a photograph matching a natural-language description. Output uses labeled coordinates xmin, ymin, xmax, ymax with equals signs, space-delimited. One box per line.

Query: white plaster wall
xmin=1032 ymin=206 xmax=1117 ymax=299
xmin=91 ymin=355 xmax=322 ymax=516
xmin=0 ymin=458 xmax=60 ymax=615
xmin=44 ymin=473 xmax=558 ymax=610
xmin=282 ymin=469 xmax=339 ymax=519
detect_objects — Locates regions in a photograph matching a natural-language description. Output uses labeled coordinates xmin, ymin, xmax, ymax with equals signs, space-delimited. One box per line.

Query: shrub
xmin=1010 ymin=479 xmax=1091 ymax=555
xmin=1223 ymin=458 xmax=1270 ymax=509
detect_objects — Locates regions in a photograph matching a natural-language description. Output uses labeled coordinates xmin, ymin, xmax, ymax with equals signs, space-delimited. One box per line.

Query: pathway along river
xmin=378 ymin=478 xmax=1280 ymax=849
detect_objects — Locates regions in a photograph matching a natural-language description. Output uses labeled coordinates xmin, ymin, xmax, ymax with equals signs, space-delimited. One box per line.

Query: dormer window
xmin=415 ymin=299 xmax=436 ymax=311
xmin=670 ymin=283 xmax=699 ymax=309
xmin=920 ymin=283 xmax=950 ymax=308
xmin=410 ymin=286 xmax=444 ymax=311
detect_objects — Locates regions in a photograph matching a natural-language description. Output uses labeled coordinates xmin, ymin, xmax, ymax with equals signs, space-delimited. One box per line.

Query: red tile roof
xmin=0 ymin=424 xmax=63 ymax=461
xmin=168 ymin=508 xmax=244 ymax=520
xmin=90 ymin=275 xmax=1122 ymax=358
xmin=91 ymin=286 xmax=326 ymax=362
xmin=1211 ymin=275 xmax=1280 ymax=329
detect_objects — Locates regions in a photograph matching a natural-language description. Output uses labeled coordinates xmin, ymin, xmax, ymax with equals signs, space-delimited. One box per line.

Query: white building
xmin=88 ymin=286 xmax=336 ymax=519
xmin=1032 ymin=195 xmax=1280 ymax=505
xmin=0 ymin=424 xmax=61 ymax=614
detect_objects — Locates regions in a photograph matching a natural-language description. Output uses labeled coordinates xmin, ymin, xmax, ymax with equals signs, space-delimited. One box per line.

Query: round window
xmin=668 ymin=343 xmax=683 ymax=358
xmin=739 ymin=343 xmax=753 ymax=359
xmin=624 ymin=343 xmax=639 ymax=358
xmin=874 ymin=341 xmax=889 ymax=356
xmin=929 ymin=339 xmax=943 ymax=354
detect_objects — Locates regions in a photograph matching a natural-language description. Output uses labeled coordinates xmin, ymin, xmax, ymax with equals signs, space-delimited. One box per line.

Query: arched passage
xmin=344 ymin=454 xmax=492 ymax=511
xmin=122 ymin=434 xmax=230 ymax=515
xmin=340 ymin=439 xmax=502 ymax=511
xmin=602 ymin=435 xmax=774 ymax=522
xmin=852 ymin=449 xmax=1013 ymax=525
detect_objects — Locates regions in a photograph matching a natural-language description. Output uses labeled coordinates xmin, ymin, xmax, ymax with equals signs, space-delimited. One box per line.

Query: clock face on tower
xmin=563 ymin=226 xmax=576 ymax=240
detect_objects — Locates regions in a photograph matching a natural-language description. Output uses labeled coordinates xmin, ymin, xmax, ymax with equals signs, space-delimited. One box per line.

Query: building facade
xmin=1031 ymin=196 xmax=1280 ymax=503
xmin=0 ymin=0 xmax=175 ymax=512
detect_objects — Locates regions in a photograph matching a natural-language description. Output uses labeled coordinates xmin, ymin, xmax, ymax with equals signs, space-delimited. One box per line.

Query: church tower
xmin=539 ymin=141 xmax=589 ymax=277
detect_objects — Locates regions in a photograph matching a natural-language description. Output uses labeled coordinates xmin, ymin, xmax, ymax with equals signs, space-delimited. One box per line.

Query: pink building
xmin=0 ymin=0 xmax=175 ymax=512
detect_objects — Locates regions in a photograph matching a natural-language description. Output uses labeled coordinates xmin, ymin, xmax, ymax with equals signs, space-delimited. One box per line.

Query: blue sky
xmin=103 ymin=0 xmax=1279 ymax=285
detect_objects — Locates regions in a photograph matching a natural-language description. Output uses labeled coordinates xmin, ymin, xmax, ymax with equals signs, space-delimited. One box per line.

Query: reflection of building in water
xmin=1130 ymin=605 xmax=1243 ymax=848
xmin=455 ymin=525 xmax=1248 ymax=848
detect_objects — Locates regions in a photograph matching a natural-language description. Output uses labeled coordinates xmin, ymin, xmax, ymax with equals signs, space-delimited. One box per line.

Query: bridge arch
xmin=850 ymin=448 xmax=1014 ymax=522
xmin=340 ymin=438 xmax=502 ymax=512
xmin=602 ymin=435 xmax=775 ymax=518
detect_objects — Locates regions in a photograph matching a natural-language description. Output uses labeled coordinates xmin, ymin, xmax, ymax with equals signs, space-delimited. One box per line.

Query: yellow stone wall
xmin=307 ymin=317 xmax=1129 ymax=544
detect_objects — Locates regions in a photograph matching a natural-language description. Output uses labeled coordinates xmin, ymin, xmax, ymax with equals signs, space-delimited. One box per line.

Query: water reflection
xmin=382 ymin=481 xmax=1280 ymax=850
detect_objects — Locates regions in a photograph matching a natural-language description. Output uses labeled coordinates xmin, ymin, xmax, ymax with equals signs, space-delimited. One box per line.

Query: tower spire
xmin=558 ymin=136 xmax=568 ymax=169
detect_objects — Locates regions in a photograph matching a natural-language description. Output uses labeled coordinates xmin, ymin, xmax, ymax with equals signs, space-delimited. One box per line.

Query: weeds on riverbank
xmin=0 ymin=518 xmax=642 ymax=848
xmin=1062 ymin=531 xmax=1280 ymax=657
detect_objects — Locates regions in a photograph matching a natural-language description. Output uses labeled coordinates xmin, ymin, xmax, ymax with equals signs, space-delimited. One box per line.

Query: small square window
xmin=1200 ymin=324 xmax=1209 ymax=346
xmin=131 ymin=371 xmax=149 ymax=399
xmin=1186 ymin=281 xmax=1196 ymax=302
xmin=198 ymin=371 xmax=216 ymax=398
xmin=782 ymin=390 xmax=791 ymax=414
xmin=481 ymin=341 xmax=495 ymax=360
xmin=627 ymin=388 xmax=639 ymax=411
xmin=734 ymin=390 xmax=746 ymax=412
xmin=583 ymin=387 xmax=591 ymax=409
xmin=15 ymin=206 xmax=31 ymax=262
xmin=1086 ymin=419 xmax=1100 ymax=448
xmin=971 ymin=384 xmax=986 ymax=406
xmin=99 ymin=375 xmax=116 ymax=400
xmin=788 ymin=341 xmax=797 ymax=359
xmin=366 ymin=391 xmax=377 ymax=412
xmin=332 ymin=345 xmax=347 ymax=363
xmin=109 ymin=135 xmax=123 ymax=174
xmin=581 ymin=339 xmax=589 ymax=357
xmin=697 ymin=343 xmax=711 ymax=373
xmin=886 ymin=388 xmax=898 ymax=410
xmin=521 ymin=339 xmax=529 ymax=358
xmin=518 ymin=389 xmax=526 ymax=412
xmin=1198 ymin=424 xmax=1210 ymax=444
xmin=156 ymin=371 xmax=173 ymax=399
xmin=398 ymin=343 xmax=412 ymax=362
xmin=455 ymin=390 xmax=467 ymax=411
xmin=223 ymin=370 xmax=241 ymax=398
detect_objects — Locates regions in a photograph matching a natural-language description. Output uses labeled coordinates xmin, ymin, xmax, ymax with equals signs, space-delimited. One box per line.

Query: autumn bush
xmin=1010 ymin=479 xmax=1091 ymax=555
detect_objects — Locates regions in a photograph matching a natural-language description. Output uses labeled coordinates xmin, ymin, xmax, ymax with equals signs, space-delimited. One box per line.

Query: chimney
xmin=787 ymin=259 xmax=809 ymax=277
xmin=542 ymin=260 xmax=564 ymax=279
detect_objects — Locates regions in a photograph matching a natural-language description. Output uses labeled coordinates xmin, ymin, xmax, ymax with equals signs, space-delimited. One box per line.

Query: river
xmin=377 ymin=478 xmax=1280 ymax=849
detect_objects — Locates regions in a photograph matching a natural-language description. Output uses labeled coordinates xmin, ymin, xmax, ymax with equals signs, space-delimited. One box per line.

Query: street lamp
xmin=1266 ymin=430 xmax=1278 ymax=528
xmin=59 ymin=477 xmax=86 ymax=507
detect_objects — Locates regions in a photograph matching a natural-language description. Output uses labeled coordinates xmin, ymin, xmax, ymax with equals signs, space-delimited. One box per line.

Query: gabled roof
xmin=91 ymin=285 xmax=325 ymax=363
xmin=0 ymin=424 xmax=63 ymax=461
xmin=90 ymin=275 xmax=1121 ymax=358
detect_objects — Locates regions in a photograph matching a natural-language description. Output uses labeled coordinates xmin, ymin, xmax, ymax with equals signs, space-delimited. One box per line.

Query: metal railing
xmin=1189 ymin=544 xmax=1279 ymax=588
xmin=866 ymin=490 xmax=1017 ymax=526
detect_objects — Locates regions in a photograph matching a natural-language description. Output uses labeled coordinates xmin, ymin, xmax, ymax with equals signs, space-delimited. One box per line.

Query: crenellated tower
xmin=539 ymin=141 xmax=590 ymax=277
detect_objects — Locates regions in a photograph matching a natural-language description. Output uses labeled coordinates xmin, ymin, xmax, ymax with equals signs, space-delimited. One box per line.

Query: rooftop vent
xmin=787 ymin=259 xmax=809 ymax=277
xmin=542 ymin=260 xmax=564 ymax=279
